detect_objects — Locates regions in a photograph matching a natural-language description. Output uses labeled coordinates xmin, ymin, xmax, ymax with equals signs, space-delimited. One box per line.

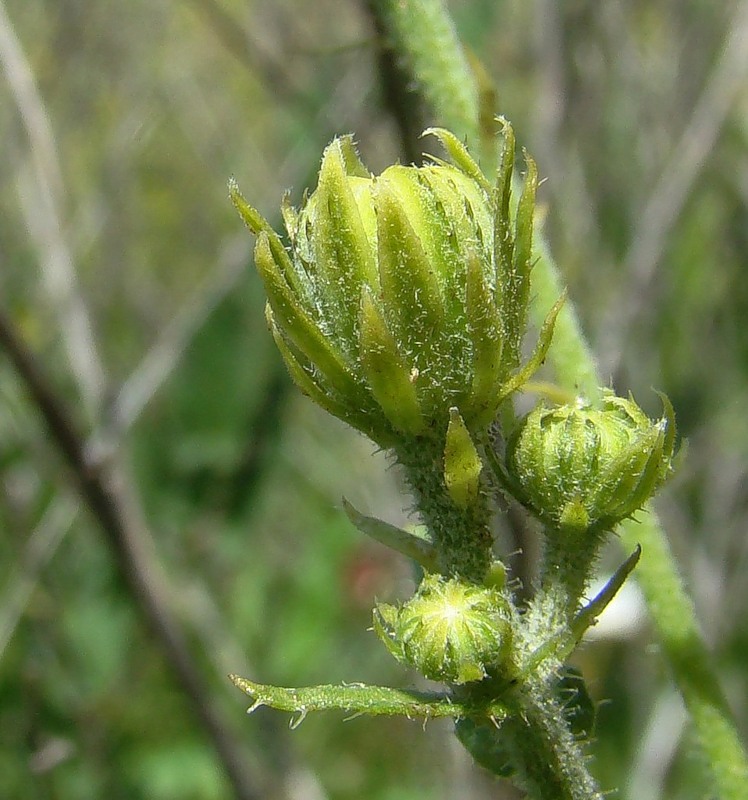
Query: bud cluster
xmin=232 ymin=125 xmax=678 ymax=694
xmin=231 ymin=124 xmax=554 ymax=447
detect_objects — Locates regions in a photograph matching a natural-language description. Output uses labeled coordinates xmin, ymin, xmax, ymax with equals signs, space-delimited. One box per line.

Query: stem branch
xmin=0 ymin=307 xmax=263 ymax=800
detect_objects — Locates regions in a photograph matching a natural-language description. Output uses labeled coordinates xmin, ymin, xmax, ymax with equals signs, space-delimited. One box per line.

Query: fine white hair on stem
xmin=0 ymin=0 xmax=106 ymax=416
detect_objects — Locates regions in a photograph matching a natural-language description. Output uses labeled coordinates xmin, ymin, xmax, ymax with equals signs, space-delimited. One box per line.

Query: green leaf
xmin=375 ymin=178 xmax=443 ymax=367
xmin=422 ymin=127 xmax=491 ymax=192
xmin=254 ymin=234 xmax=367 ymax=409
xmin=555 ymin=667 xmax=596 ymax=740
xmin=571 ymin=546 xmax=641 ymax=647
xmin=464 ymin=248 xmax=504 ymax=427
xmin=266 ymin=307 xmax=389 ymax=444
xmin=313 ymin=137 xmax=378 ymax=343
xmin=493 ymin=121 xmax=515 ymax=289
xmin=455 ymin=717 xmax=515 ymax=778
xmin=230 ymin=676 xmax=509 ymax=722
xmin=342 ymin=498 xmax=438 ymax=570
xmin=498 ymin=291 xmax=566 ymax=401
xmin=229 ymin=178 xmax=296 ymax=287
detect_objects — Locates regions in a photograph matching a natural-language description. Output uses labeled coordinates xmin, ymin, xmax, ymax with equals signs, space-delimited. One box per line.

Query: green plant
xmin=225 ymin=3 xmax=748 ymax=798
xmin=228 ymin=123 xmax=681 ymax=799
xmin=2 ymin=2 xmax=746 ymax=799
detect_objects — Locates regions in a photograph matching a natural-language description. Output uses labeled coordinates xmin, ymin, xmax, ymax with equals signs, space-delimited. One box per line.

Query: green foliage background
xmin=1 ymin=1 xmax=746 ymax=798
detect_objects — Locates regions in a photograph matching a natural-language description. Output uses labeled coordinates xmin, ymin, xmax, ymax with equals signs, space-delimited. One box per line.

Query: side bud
xmin=504 ymin=391 xmax=676 ymax=534
xmin=374 ymin=574 xmax=512 ymax=684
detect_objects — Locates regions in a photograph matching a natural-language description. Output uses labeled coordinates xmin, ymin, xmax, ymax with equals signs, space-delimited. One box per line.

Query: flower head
xmin=231 ymin=124 xmax=558 ymax=447
xmin=504 ymin=392 xmax=677 ymax=533
xmin=374 ymin=574 xmax=512 ymax=684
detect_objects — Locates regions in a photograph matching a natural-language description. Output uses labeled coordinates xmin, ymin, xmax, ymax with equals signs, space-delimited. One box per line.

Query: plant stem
xmin=528 ymin=238 xmax=601 ymax=404
xmin=509 ymin=682 xmax=605 ymax=800
xmin=457 ymin=679 xmax=605 ymax=800
xmin=619 ymin=510 xmax=748 ymax=798
xmin=377 ymin=0 xmax=478 ymax=144
xmin=539 ymin=528 xmax=599 ymax=617
xmin=395 ymin=436 xmax=493 ymax=581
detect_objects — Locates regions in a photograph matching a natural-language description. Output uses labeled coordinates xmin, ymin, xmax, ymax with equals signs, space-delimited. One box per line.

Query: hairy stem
xmin=619 ymin=511 xmax=748 ymax=798
xmin=457 ymin=679 xmax=604 ymax=800
xmin=396 ymin=436 xmax=494 ymax=581
xmin=376 ymin=0 xmax=478 ymax=143
xmin=509 ymin=683 xmax=604 ymax=800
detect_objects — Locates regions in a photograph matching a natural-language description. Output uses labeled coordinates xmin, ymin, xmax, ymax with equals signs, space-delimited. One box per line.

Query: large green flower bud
xmin=504 ymin=392 xmax=676 ymax=533
xmin=374 ymin=574 xmax=512 ymax=684
xmin=231 ymin=124 xmax=559 ymax=447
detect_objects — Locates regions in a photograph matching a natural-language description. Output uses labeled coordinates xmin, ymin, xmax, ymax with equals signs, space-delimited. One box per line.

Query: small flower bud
xmin=505 ymin=392 xmax=676 ymax=533
xmin=374 ymin=574 xmax=512 ymax=684
xmin=231 ymin=123 xmax=559 ymax=447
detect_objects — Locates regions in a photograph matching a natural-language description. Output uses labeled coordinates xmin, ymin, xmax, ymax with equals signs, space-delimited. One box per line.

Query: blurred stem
xmin=361 ymin=0 xmax=427 ymax=164
xmin=0 ymin=307 xmax=263 ymax=800
xmin=0 ymin=0 xmax=106 ymax=418
xmin=528 ymin=237 xmax=600 ymax=404
xmin=619 ymin=511 xmax=748 ymax=798
xmin=374 ymin=0 xmax=478 ymax=143
xmin=374 ymin=0 xmax=748 ymax=795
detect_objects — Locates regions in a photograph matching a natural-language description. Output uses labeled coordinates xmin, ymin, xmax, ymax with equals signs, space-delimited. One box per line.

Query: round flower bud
xmin=231 ymin=124 xmax=558 ymax=447
xmin=374 ymin=574 xmax=512 ymax=684
xmin=504 ymin=392 xmax=676 ymax=533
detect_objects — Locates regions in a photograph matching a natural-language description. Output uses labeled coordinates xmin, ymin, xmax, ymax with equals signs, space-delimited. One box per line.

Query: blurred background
xmin=1 ymin=1 xmax=747 ymax=798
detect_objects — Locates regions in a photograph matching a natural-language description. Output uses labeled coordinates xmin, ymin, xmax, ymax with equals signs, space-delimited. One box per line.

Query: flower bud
xmin=374 ymin=574 xmax=512 ymax=684
xmin=505 ymin=392 xmax=676 ymax=533
xmin=231 ymin=123 xmax=559 ymax=447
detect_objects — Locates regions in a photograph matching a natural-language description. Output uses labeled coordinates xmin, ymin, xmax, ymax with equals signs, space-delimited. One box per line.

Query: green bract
xmin=504 ymin=392 xmax=676 ymax=533
xmin=374 ymin=574 xmax=513 ymax=684
xmin=231 ymin=124 xmax=560 ymax=447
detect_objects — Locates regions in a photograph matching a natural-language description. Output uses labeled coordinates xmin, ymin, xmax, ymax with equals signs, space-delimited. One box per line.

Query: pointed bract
xmin=444 ymin=408 xmax=483 ymax=508
xmin=359 ymin=290 xmax=425 ymax=436
xmin=423 ymin=127 xmax=491 ymax=192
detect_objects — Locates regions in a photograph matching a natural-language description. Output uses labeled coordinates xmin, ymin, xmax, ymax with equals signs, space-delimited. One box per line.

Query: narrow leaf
xmin=229 ymin=179 xmax=296 ymax=284
xmin=255 ymin=234 xmax=368 ymax=410
xmin=267 ymin=307 xmax=390 ymax=444
xmin=498 ymin=291 xmax=566 ymax=402
xmin=314 ymin=138 xmax=377 ymax=342
xmin=375 ymin=179 xmax=443 ymax=357
xmin=571 ymin=546 xmax=642 ymax=646
xmin=230 ymin=676 xmax=509 ymax=721
xmin=342 ymin=498 xmax=438 ymax=570
xmin=465 ymin=248 xmax=503 ymax=427
xmin=422 ymin=127 xmax=491 ymax=191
